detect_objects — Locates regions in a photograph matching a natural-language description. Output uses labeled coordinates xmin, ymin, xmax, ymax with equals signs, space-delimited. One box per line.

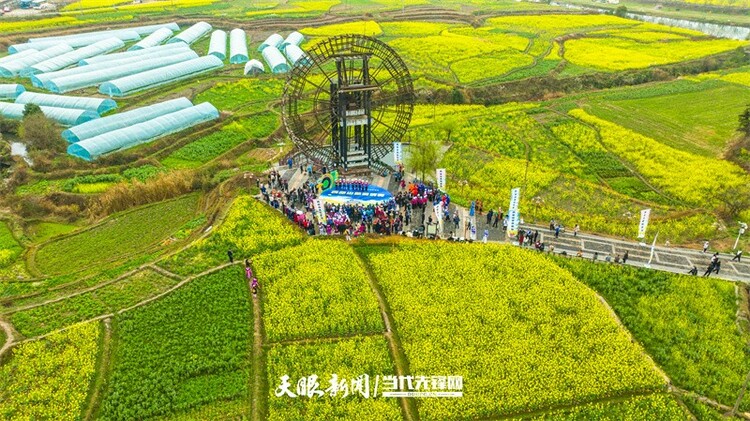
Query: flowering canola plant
xmin=364 ymin=242 xmax=666 ymax=419
xmin=0 ymin=322 xmax=99 ymax=420
xmin=254 ymin=240 xmax=384 ymax=342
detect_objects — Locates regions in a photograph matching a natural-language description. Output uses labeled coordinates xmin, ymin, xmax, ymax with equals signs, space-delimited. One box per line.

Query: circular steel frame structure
xmin=282 ymin=34 xmax=414 ymax=170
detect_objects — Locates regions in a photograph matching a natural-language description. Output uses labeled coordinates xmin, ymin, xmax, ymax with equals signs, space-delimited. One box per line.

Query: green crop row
xmin=99 ymin=266 xmax=252 ymax=420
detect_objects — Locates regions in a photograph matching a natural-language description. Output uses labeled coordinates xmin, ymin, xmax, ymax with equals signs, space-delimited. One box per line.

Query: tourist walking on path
xmin=688 ymin=266 xmax=698 ymax=276
xmin=227 ymin=250 xmax=234 ymax=264
xmin=732 ymin=250 xmax=743 ymax=262
xmin=518 ymin=231 xmax=525 ymax=246
xmin=252 ymin=278 xmax=259 ymax=296
xmin=554 ymin=225 xmax=561 ymax=238
xmin=703 ymin=262 xmax=714 ymax=277
xmin=713 ymin=259 xmax=722 ymax=275
xmin=703 ymin=241 xmax=709 ymax=253
xmin=623 ymin=250 xmax=629 ymax=264
xmin=573 ymin=224 xmax=579 ymax=237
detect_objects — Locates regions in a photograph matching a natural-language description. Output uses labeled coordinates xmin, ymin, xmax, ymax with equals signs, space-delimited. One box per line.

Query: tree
xmin=434 ymin=117 xmax=458 ymax=143
xmin=614 ymin=6 xmax=628 ymax=17
xmin=715 ymin=184 xmax=750 ymax=219
xmin=19 ymin=112 xmax=62 ymax=152
xmin=407 ymin=135 xmax=440 ymax=182
xmin=22 ymin=103 xmax=42 ymax=118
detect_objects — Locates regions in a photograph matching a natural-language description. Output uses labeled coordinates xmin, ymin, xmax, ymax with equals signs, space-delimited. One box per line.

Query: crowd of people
xmin=255 ymin=162 xmax=748 ymax=281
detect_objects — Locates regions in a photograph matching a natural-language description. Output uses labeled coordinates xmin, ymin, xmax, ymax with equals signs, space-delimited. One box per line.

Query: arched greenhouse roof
xmin=0 ymin=102 xmax=98 ymax=126
xmin=10 ymin=31 xmax=140 ymax=53
xmin=47 ymin=50 xmax=199 ymax=93
xmin=168 ymin=22 xmax=212 ymax=45
xmin=0 ymin=84 xmax=26 ymax=100
xmin=62 ymin=97 xmax=194 ymax=143
xmin=26 ymin=37 xmax=124 ymax=76
xmin=127 ymin=27 xmax=174 ymax=51
xmin=82 ymin=42 xmax=190 ymax=66
xmin=229 ymin=29 xmax=248 ymax=64
xmin=0 ymin=44 xmax=74 ymax=77
xmin=0 ymin=49 xmax=38 ymax=65
xmin=16 ymin=91 xmax=117 ymax=115
xmin=31 ymin=45 xmax=194 ymax=89
xmin=99 ymin=55 xmax=223 ymax=97
xmin=208 ymin=30 xmax=227 ymax=60
xmin=68 ymin=102 xmax=219 ymax=161
xmin=244 ymin=59 xmax=265 ymax=76
xmin=284 ymin=45 xmax=310 ymax=67
xmin=280 ymin=31 xmax=304 ymax=49
xmin=258 ymin=34 xmax=283 ymax=52
xmin=262 ymin=47 xmax=289 ymax=74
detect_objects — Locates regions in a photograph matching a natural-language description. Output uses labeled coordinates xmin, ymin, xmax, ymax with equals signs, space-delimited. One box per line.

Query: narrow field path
xmin=0 ymin=319 xmax=15 ymax=357
xmin=83 ymin=318 xmax=112 ymax=421
xmin=12 ymin=262 xmax=239 ymax=345
xmin=250 ymin=265 xmax=266 ymax=421
xmin=673 ymin=386 xmax=750 ymax=420
xmin=353 ymin=249 xmax=419 ymax=421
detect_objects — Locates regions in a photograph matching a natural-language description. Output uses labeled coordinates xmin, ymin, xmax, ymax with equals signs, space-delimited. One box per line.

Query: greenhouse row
xmin=230 ymin=29 xmax=249 ymax=64
xmin=257 ymin=32 xmax=308 ymax=74
xmin=15 ymin=92 xmax=117 ymax=114
xmin=30 ymin=44 xmax=192 ymax=88
xmin=209 ymin=30 xmax=227 ymax=61
xmin=8 ymin=23 xmax=179 ymax=53
xmin=99 ymin=55 xmax=224 ymax=97
xmin=62 ymin=97 xmax=193 ymax=143
xmin=0 ymin=84 xmax=25 ymax=100
xmin=128 ymin=27 xmax=174 ymax=51
xmin=26 ymin=37 xmax=124 ymax=76
xmin=67 ymin=101 xmax=220 ymax=161
xmin=0 ymin=102 xmax=98 ymax=126
xmin=169 ymin=22 xmax=212 ymax=45
xmin=47 ymin=50 xmax=200 ymax=93
xmin=0 ymin=44 xmax=74 ymax=77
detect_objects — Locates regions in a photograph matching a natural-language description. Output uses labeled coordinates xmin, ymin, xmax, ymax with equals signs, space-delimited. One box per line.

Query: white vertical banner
xmin=434 ymin=203 xmax=443 ymax=234
xmin=436 ymin=168 xmax=446 ymax=190
xmin=507 ymin=187 xmax=521 ymax=237
xmin=638 ymin=208 xmax=651 ymax=239
xmin=313 ymin=199 xmax=325 ymax=221
xmin=393 ymin=142 xmax=403 ymax=164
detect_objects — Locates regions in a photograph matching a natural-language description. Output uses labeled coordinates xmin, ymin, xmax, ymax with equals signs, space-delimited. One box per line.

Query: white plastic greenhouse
xmin=0 ymin=102 xmax=98 ymax=126
xmin=31 ymin=46 xmax=196 ymax=89
xmin=284 ymin=45 xmax=310 ymax=66
xmin=168 ymin=22 xmax=212 ymax=45
xmin=16 ymin=92 xmax=117 ymax=115
xmin=229 ymin=29 xmax=249 ymax=64
xmin=9 ymin=31 xmax=140 ymax=53
xmin=80 ymin=43 xmax=190 ymax=66
xmin=128 ymin=27 xmax=174 ymax=51
xmin=0 ymin=44 xmax=74 ymax=77
xmin=280 ymin=31 xmax=304 ymax=49
xmin=262 ymin=47 xmax=289 ymax=74
xmin=100 ymin=55 xmax=224 ymax=97
xmin=28 ymin=23 xmax=179 ymax=43
xmin=244 ymin=60 xmax=265 ymax=76
xmin=258 ymin=34 xmax=284 ymax=52
xmin=63 ymin=97 xmax=194 ymax=143
xmin=0 ymin=49 xmax=38 ymax=64
xmin=0 ymin=84 xmax=25 ymax=100
xmin=68 ymin=102 xmax=219 ymax=161
xmin=26 ymin=38 xmax=125 ymax=76
xmin=47 ymin=51 xmax=200 ymax=93
xmin=208 ymin=30 xmax=227 ymax=60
